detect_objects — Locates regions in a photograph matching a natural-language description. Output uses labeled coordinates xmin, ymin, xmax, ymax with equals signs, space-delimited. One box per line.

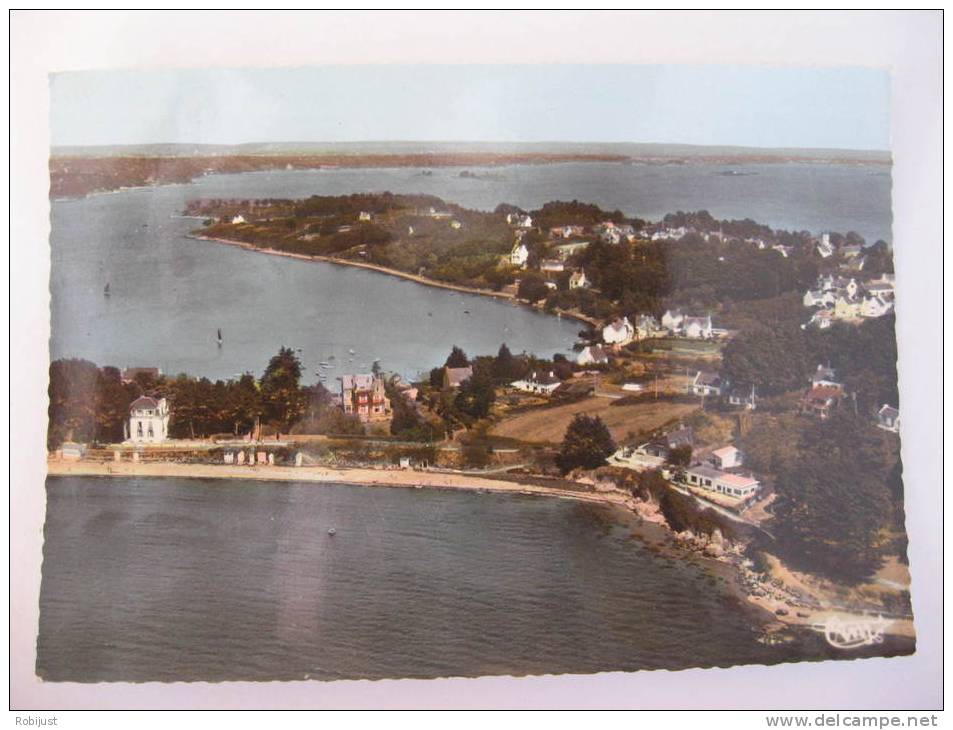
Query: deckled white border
xmin=9 ymin=10 xmax=943 ymax=710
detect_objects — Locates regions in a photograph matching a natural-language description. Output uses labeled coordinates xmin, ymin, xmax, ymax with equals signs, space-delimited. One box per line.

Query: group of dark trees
xmin=768 ymin=410 xmax=901 ymax=583
xmin=48 ymin=348 xmax=335 ymax=448
xmin=722 ymin=313 xmax=899 ymax=413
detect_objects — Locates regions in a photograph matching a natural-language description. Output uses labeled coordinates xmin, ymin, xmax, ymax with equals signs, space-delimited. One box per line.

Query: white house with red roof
xmin=125 ymin=396 xmax=170 ymax=443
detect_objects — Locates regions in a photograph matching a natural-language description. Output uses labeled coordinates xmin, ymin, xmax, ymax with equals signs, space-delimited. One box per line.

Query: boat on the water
xmin=103 ymin=283 xmax=110 ymax=297
xmin=327 ymin=528 xmax=336 ymax=536
xmin=217 ymin=328 xmax=223 ymax=347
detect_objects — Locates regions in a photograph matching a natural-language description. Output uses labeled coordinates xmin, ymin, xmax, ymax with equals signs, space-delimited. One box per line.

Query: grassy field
xmin=490 ymin=395 xmax=699 ymax=445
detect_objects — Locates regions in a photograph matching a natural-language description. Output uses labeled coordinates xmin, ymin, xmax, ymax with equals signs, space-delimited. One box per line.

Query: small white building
xmin=685 ymin=464 xmax=760 ymax=500
xmin=358 ymin=211 xmax=372 ymax=222
xmin=569 ymin=269 xmax=590 ymax=289
xmin=877 ymin=404 xmax=900 ymax=433
xmin=576 ymin=344 xmax=610 ymax=366
xmin=861 ymin=295 xmax=893 ymax=318
xmin=510 ymin=242 xmax=529 ymax=268
xmin=506 ymin=212 xmax=533 ymax=228
xmin=661 ymin=309 xmax=684 ymax=333
xmin=710 ymin=445 xmax=743 ymax=470
xmin=231 ymin=214 xmax=246 ymax=225
xmin=511 ymin=371 xmax=562 ymax=396
xmin=689 ymin=371 xmax=725 ymax=397
xmin=126 ymin=396 xmax=170 ymax=443
xmin=602 ymin=316 xmax=635 ymax=345
xmin=683 ymin=315 xmax=713 ymax=339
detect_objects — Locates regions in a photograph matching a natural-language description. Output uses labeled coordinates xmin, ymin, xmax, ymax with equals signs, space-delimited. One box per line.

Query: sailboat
xmin=217 ymin=328 xmax=223 ymax=347
xmin=103 ymin=282 xmax=110 ymax=298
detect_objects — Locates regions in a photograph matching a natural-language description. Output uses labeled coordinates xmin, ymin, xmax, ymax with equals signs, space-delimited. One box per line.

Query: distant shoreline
xmin=188 ymin=233 xmax=601 ymax=328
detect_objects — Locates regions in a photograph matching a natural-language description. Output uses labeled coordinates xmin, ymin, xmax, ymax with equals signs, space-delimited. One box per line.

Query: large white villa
xmin=125 ymin=396 xmax=170 ymax=443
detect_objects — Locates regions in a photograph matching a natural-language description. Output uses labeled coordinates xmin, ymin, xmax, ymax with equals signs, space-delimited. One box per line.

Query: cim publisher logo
xmin=813 ymin=614 xmax=893 ymax=649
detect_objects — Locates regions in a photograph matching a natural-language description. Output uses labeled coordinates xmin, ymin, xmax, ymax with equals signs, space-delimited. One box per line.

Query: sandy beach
xmin=47 ymin=459 xmax=629 ymax=507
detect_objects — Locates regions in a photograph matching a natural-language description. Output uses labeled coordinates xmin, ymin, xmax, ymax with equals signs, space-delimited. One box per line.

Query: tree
xmin=555 ymin=414 xmax=616 ymax=473
xmin=491 ymin=343 xmax=517 ymax=382
xmin=444 ymin=346 xmax=470 ymax=368
xmin=517 ymin=274 xmax=550 ymax=304
xmin=259 ymin=347 xmax=307 ymax=437
xmin=48 ymin=359 xmax=100 ymax=448
xmin=666 ymin=444 xmax=693 ymax=467
xmin=454 ymin=367 xmax=497 ymax=422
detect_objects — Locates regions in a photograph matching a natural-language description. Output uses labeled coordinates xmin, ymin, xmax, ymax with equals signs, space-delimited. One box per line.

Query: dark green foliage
xmin=444 ymin=346 xmax=470 ymax=368
xmin=491 ymin=343 xmax=518 ymax=382
xmin=517 ymin=274 xmax=550 ymax=304
xmin=259 ymin=347 xmax=308 ymax=436
xmin=666 ymin=444 xmax=693 ymax=466
xmin=770 ymin=411 xmax=895 ymax=583
xmin=530 ymin=200 xmax=627 ymax=228
xmin=555 ymin=414 xmax=616 ymax=473
xmin=454 ymin=367 xmax=497 ymax=421
xmin=721 ymin=323 xmax=813 ymax=396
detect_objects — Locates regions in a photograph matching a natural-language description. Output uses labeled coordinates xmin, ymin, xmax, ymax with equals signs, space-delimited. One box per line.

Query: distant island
xmin=48 ymin=141 xmax=891 ymax=198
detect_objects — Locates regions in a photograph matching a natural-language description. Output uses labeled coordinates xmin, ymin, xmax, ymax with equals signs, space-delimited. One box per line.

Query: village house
xmin=358 ymin=211 xmax=372 ymax=221
xmin=864 ymin=279 xmax=896 ymax=300
xmin=643 ymin=426 xmax=694 ymax=459
xmin=609 ymin=444 xmax=665 ymax=473
xmin=429 ymin=207 xmax=452 ymax=219
xmin=450 ymin=219 xmax=463 ymax=230
xmin=540 ymin=259 xmax=565 ymax=273
xmin=803 ymin=309 xmax=834 ymax=330
xmin=840 ymin=243 xmax=864 ymax=259
xmin=231 ymin=214 xmax=246 ymax=224
xmin=689 ymin=371 xmax=725 ymax=397
xmin=684 ymin=464 xmax=760 ymax=500
xmin=576 ymin=344 xmax=609 ymax=366
xmin=506 ymin=212 xmax=534 ymax=228
xmin=443 ymin=366 xmax=474 ymax=389
xmin=125 ymin=395 xmax=170 ymax=443
xmin=635 ymin=314 xmax=662 ymax=338
xmin=812 ymin=364 xmax=841 ymax=388
xmin=803 ymin=289 xmax=835 ymax=308
xmin=554 ymin=241 xmax=591 ymax=260
xmin=510 ymin=371 xmax=562 ymax=396
xmin=510 ymin=241 xmax=529 ymax=268
xmin=549 ymin=225 xmax=585 ymax=239
xmin=772 ymin=244 xmax=793 ymax=258
xmin=801 ymin=384 xmax=844 ymax=420
xmin=661 ymin=309 xmax=684 ymax=334
xmin=651 ymin=226 xmax=689 ymax=241
xmin=710 ymin=445 xmax=743 ymax=470
xmin=60 ymin=442 xmax=86 ymax=460
xmin=877 ymin=404 xmax=900 ymax=433
xmin=602 ymin=316 xmax=635 ymax=346
xmin=726 ymin=384 xmax=758 ymax=410
xmin=569 ymin=269 xmax=590 ymax=289
xmin=833 ymin=295 xmax=862 ymax=320
xmin=341 ymin=373 xmax=392 ymax=423
xmin=816 ymin=233 xmax=834 ymax=258
xmin=860 ymin=294 xmax=893 ymax=318
xmin=682 ymin=315 xmax=713 ymax=339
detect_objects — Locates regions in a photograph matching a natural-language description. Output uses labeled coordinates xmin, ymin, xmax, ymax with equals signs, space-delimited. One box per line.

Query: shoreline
xmin=47 ymin=459 xmax=628 ymax=506
xmin=47 ymin=458 xmax=915 ymax=643
xmin=188 ymin=234 xmax=601 ymax=328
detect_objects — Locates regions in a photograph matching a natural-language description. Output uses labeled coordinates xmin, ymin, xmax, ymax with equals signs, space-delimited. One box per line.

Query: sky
xmin=50 ymin=64 xmax=891 ymax=151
